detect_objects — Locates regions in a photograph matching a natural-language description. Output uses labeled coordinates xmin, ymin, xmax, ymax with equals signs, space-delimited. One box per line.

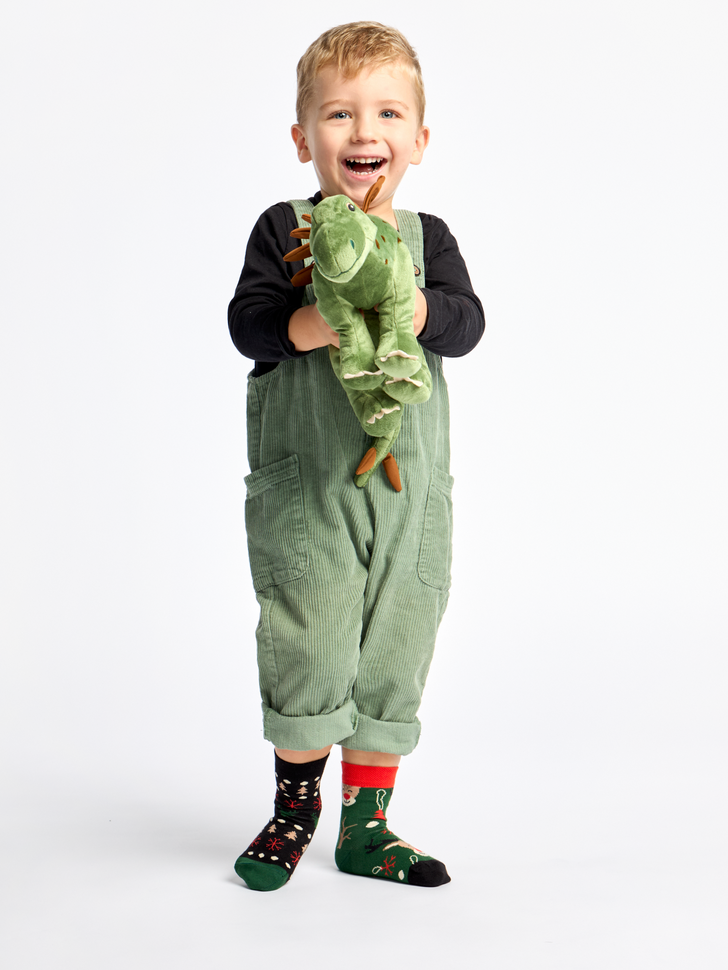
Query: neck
xmin=367 ymin=197 xmax=398 ymax=228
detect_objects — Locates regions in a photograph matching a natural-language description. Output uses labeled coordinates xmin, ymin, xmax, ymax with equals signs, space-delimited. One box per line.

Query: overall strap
xmin=286 ymin=199 xmax=426 ymax=306
xmin=393 ymin=209 xmax=426 ymax=289
xmin=288 ymin=198 xmax=316 ymax=307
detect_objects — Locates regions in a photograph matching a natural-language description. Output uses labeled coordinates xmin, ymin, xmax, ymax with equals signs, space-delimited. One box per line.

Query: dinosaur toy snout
xmin=310 ymin=198 xmax=376 ymax=283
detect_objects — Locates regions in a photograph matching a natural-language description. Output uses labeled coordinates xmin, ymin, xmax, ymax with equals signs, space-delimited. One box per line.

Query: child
xmin=228 ymin=22 xmax=484 ymax=892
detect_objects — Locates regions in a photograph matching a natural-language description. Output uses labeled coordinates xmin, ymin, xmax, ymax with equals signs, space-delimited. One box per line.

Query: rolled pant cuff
xmin=262 ymin=699 xmax=358 ymax=751
xmin=338 ymin=712 xmax=422 ymax=755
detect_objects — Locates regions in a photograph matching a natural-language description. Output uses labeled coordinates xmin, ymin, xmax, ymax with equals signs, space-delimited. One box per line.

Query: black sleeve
xmin=417 ymin=213 xmax=485 ymax=357
xmin=227 ymin=202 xmax=312 ymax=362
xmin=228 ymin=205 xmax=485 ymax=363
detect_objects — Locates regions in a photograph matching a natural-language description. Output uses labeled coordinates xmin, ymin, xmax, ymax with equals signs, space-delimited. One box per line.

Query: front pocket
xmin=244 ymin=455 xmax=308 ymax=591
xmin=417 ymin=467 xmax=455 ymax=590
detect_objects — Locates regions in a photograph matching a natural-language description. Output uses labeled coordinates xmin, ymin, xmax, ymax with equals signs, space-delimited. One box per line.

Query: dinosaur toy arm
xmin=313 ymin=271 xmax=381 ymax=384
xmin=369 ymin=235 xmax=422 ymax=379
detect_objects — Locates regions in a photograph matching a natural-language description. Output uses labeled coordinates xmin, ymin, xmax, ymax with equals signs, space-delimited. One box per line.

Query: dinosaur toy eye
xmin=347 ymin=203 xmax=356 ymax=211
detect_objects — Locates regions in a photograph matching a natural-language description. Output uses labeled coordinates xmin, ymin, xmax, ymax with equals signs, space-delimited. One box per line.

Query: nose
xmin=352 ymin=113 xmax=377 ymax=144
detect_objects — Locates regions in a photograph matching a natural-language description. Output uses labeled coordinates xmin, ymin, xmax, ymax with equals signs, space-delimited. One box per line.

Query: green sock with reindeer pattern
xmin=334 ymin=762 xmax=451 ymax=887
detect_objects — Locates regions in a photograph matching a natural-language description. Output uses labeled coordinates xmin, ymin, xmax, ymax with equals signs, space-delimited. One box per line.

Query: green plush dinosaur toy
xmin=284 ymin=177 xmax=432 ymax=491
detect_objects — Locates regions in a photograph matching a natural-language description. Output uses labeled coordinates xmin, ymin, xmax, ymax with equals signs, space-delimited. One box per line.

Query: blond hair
xmin=296 ymin=22 xmax=426 ymax=126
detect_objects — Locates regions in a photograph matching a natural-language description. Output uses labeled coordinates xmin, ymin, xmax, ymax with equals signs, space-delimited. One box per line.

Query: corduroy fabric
xmin=243 ymin=201 xmax=453 ymax=755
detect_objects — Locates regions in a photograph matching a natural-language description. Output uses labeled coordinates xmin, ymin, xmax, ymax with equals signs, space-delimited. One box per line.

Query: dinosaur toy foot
xmin=377 ymin=350 xmax=421 ymax=380
xmin=376 ymin=328 xmax=423 ymax=379
xmin=340 ymin=384 xmax=402 ymax=437
xmin=383 ymin=359 xmax=432 ymax=404
xmin=330 ymin=340 xmax=385 ymax=390
xmin=335 ymin=310 xmax=386 ymax=389
xmin=383 ymin=377 xmax=430 ymax=404
xmin=341 ymin=367 xmax=386 ymax=390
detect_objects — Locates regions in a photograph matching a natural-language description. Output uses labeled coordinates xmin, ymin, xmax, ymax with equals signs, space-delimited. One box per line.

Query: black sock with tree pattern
xmin=234 ymin=752 xmax=328 ymax=892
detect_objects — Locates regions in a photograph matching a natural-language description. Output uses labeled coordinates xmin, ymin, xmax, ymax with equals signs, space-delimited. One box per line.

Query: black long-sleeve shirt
xmin=228 ymin=192 xmax=485 ymax=377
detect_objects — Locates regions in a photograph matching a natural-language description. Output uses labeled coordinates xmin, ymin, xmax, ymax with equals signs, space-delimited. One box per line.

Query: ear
xmin=291 ymin=124 xmax=312 ymax=164
xmin=409 ymin=126 xmax=430 ymax=167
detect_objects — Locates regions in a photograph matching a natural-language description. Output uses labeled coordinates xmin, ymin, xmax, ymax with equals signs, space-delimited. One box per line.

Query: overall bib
xmin=244 ymin=203 xmax=453 ymax=755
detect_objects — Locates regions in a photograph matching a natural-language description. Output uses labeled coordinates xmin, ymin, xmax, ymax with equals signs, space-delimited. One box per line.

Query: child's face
xmin=292 ymin=62 xmax=429 ymax=223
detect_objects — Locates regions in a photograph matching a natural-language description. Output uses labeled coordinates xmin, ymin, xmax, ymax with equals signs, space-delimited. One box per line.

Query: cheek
xmin=392 ymin=138 xmax=413 ymax=161
xmin=317 ymin=132 xmax=342 ymax=160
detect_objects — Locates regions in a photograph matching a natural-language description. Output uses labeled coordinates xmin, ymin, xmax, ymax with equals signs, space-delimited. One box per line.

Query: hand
xmin=358 ymin=304 xmax=379 ymax=319
xmin=326 ymin=323 xmax=341 ymax=348
xmin=289 ymin=303 xmax=340 ymax=350
xmin=413 ymin=288 xmax=428 ymax=336
xmin=359 ymin=293 xmax=427 ymax=335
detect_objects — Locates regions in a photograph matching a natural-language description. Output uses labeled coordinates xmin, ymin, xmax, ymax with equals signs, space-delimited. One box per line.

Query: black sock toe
xmin=408 ymin=859 xmax=451 ymax=887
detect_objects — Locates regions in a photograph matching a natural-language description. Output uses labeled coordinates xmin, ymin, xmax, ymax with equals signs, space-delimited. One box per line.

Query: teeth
xmin=346 ymin=157 xmax=384 ymax=164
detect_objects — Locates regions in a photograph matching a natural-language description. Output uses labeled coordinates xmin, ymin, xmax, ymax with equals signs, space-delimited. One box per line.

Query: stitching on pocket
xmin=417 ymin=468 xmax=454 ymax=590
xmin=245 ymin=455 xmax=308 ymax=590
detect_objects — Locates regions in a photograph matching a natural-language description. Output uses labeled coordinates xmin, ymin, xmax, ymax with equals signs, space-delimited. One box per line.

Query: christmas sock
xmin=234 ymin=752 xmax=328 ymax=892
xmin=334 ymin=762 xmax=451 ymax=887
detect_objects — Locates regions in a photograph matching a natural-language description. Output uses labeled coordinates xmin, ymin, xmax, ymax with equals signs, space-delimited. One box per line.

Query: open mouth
xmin=344 ymin=157 xmax=385 ymax=175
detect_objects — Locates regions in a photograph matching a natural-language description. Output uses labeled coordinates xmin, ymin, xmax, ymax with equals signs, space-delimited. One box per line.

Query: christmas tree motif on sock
xmin=335 ymin=763 xmax=451 ymax=887
xmin=234 ymin=753 xmax=328 ymax=892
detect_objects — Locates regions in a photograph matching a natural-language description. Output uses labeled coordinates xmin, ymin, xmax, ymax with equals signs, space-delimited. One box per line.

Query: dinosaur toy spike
xmin=302 ymin=213 xmax=311 ymax=223
xmin=356 ymin=447 xmax=378 ymax=476
xmin=361 ymin=175 xmax=385 ymax=214
xmin=291 ymin=264 xmax=314 ymax=287
xmin=284 ymin=243 xmax=312 ymax=262
xmin=382 ymin=453 xmax=402 ymax=492
xmin=290 ymin=227 xmax=311 ymax=239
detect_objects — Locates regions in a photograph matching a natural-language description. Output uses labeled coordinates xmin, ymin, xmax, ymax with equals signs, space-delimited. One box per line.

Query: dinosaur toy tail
xmin=356 ymin=449 xmax=402 ymax=492
xmin=354 ymin=431 xmax=402 ymax=491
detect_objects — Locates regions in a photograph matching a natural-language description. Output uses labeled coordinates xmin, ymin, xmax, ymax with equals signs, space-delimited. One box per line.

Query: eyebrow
xmin=318 ymin=99 xmax=411 ymax=111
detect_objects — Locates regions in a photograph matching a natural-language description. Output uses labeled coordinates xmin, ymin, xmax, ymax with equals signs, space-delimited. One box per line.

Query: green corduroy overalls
xmin=244 ymin=201 xmax=453 ymax=755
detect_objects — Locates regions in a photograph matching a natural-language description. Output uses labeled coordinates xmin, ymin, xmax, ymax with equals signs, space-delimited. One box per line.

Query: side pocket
xmin=417 ymin=467 xmax=454 ymax=591
xmin=244 ymin=454 xmax=308 ymax=591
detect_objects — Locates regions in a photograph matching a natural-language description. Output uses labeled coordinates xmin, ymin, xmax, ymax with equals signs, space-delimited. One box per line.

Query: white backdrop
xmin=1 ymin=1 xmax=726 ymax=966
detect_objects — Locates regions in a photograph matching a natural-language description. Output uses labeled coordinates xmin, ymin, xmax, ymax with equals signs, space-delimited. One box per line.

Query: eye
xmin=380 ymin=109 xmax=398 ymax=119
xmin=347 ymin=203 xmax=356 ymax=211
xmin=332 ymin=110 xmax=350 ymax=120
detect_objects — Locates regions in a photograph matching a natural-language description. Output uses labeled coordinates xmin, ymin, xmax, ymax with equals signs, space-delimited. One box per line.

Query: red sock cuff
xmin=341 ymin=762 xmax=399 ymax=789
